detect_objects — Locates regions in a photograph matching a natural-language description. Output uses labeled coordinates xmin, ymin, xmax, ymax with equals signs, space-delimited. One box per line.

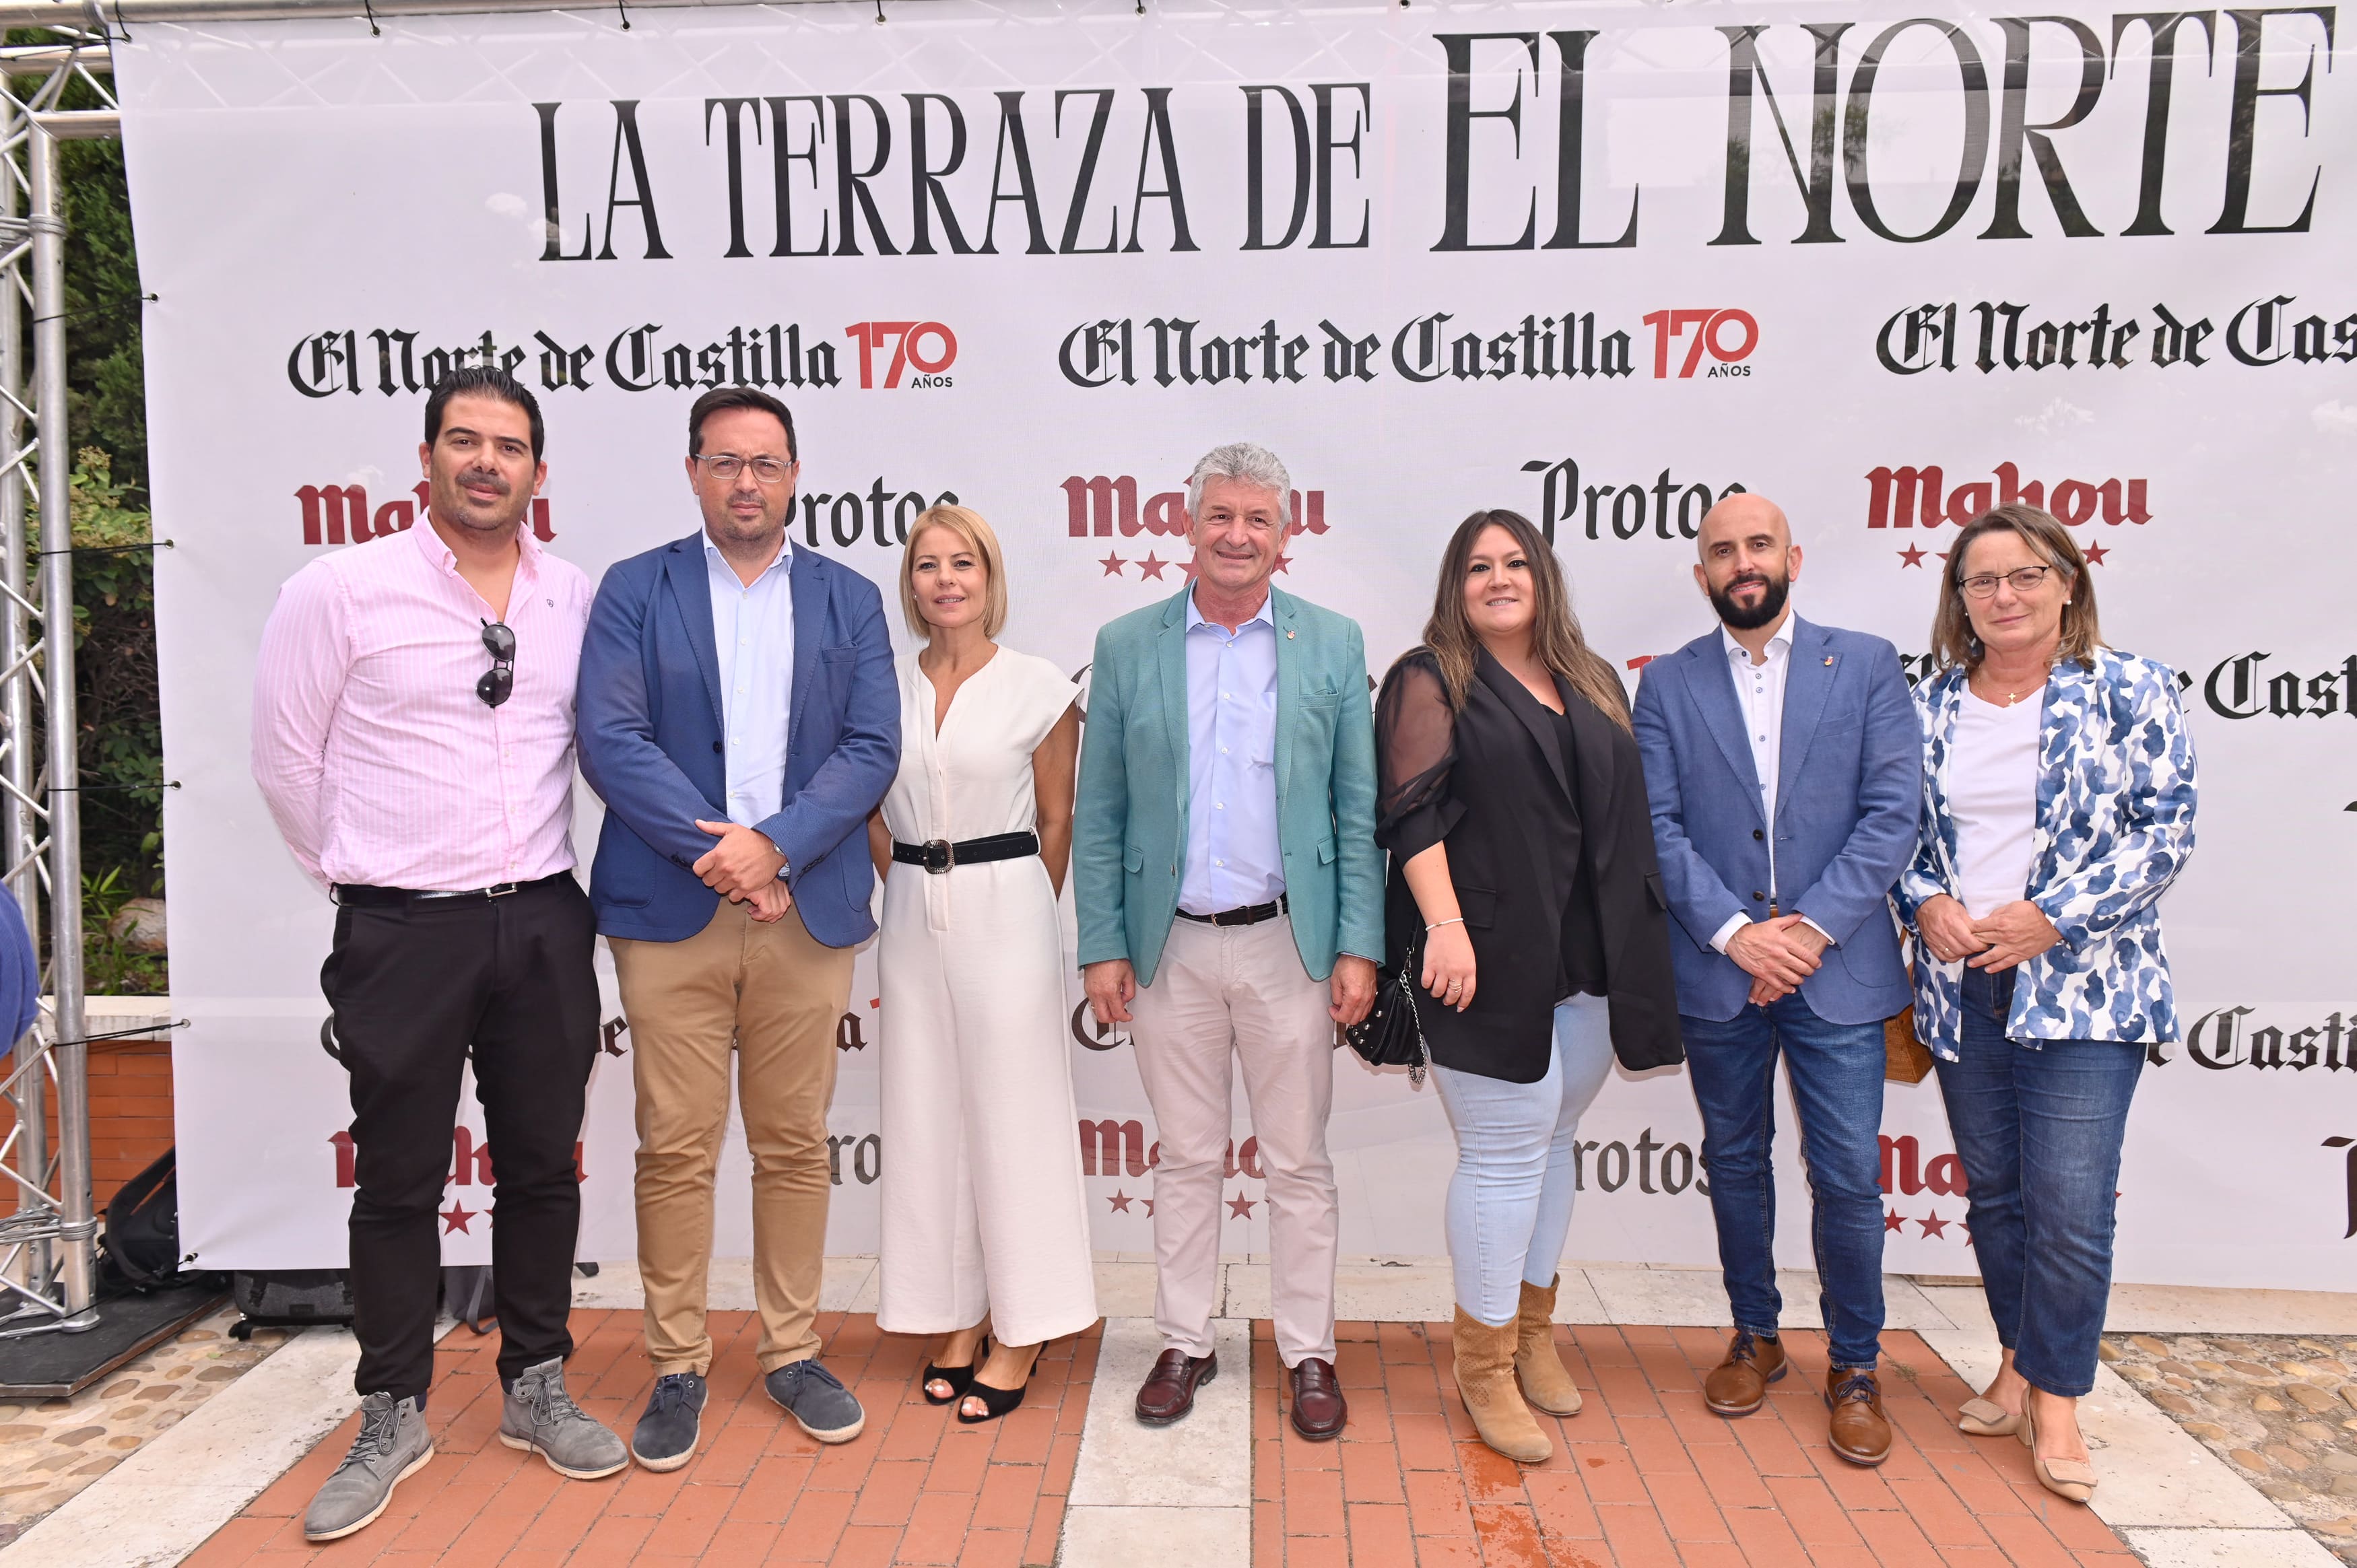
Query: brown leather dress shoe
xmin=1135 ymin=1349 xmax=1217 ymax=1426
xmin=1825 ymin=1367 xmax=1893 ymax=1466
xmin=1288 ymin=1357 xmax=1347 ymax=1441
xmin=1702 ymin=1330 xmax=1787 ymax=1417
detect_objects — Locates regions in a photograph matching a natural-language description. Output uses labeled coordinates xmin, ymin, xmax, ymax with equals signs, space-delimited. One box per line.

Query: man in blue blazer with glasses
xmin=576 ymin=386 xmax=897 ymax=1473
xmin=1632 ymin=492 xmax=1918 ymax=1470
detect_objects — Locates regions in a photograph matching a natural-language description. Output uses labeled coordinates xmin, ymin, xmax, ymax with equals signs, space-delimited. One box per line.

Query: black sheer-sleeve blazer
xmin=1372 ymin=646 xmax=1684 ymax=1083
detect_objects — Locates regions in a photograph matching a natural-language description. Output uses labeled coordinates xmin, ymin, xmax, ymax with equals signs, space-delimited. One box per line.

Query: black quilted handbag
xmin=1344 ymin=936 xmax=1430 ymax=1087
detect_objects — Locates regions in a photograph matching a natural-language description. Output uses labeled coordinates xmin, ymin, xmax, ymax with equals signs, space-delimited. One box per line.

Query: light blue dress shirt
xmin=704 ymin=533 xmax=795 ymax=834
xmin=1178 ymin=588 xmax=1285 ymax=914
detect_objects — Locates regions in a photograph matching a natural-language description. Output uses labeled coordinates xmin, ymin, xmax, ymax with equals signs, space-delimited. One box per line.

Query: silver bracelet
xmin=1426 ymin=916 xmax=1465 ymax=931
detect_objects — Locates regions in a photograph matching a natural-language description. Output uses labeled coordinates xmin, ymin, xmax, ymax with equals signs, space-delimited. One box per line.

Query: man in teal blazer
xmin=1074 ymin=442 xmax=1383 ymax=1441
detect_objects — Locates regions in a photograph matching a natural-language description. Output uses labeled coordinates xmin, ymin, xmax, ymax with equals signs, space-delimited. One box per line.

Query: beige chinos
xmin=1128 ymin=911 xmax=1338 ymax=1367
xmin=610 ymin=899 xmax=853 ymax=1375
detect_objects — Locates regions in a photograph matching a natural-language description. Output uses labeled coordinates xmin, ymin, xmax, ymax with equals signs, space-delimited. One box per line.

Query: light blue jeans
xmin=1430 ymin=995 xmax=1617 ymax=1326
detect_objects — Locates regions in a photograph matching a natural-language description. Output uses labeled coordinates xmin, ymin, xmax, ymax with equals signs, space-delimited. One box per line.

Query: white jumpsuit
xmin=875 ymin=647 xmax=1100 ymax=1345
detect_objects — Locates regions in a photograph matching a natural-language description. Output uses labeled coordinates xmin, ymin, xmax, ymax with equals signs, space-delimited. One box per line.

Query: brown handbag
xmin=1885 ymin=956 xmax=1933 ymax=1083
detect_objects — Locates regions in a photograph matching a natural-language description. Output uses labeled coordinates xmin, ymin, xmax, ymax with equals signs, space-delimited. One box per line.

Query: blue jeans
xmin=1680 ymin=992 xmax=1887 ymax=1369
xmin=1430 ymin=996 xmax=1616 ymax=1327
xmin=1938 ymin=966 xmax=2142 ymax=1398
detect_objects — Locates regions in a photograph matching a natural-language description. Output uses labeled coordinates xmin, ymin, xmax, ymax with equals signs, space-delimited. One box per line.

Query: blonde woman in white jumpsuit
xmin=869 ymin=505 xmax=1098 ymax=1423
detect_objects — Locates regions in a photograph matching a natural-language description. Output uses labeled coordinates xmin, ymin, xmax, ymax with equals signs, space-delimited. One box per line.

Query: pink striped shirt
xmin=251 ymin=518 xmax=593 ymax=893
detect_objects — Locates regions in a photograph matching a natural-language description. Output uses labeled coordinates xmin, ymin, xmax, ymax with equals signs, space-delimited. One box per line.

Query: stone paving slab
xmin=0 ymin=1305 xmax=286 ymax=1547
xmin=2100 ymin=1330 xmax=2357 ymax=1562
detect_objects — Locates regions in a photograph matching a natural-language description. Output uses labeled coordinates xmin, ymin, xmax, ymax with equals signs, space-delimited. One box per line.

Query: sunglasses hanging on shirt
xmin=477 ymin=619 xmax=516 ymax=708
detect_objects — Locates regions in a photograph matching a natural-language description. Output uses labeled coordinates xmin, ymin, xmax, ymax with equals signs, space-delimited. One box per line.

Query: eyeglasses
xmin=1958 ymin=564 xmax=2055 ymax=599
xmin=477 ymin=620 xmax=515 ymax=708
xmin=694 ymin=454 xmax=795 ymax=485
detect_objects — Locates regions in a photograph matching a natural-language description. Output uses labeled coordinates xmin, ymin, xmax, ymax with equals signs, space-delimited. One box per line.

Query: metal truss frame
xmin=0 ymin=25 xmax=114 ymax=1339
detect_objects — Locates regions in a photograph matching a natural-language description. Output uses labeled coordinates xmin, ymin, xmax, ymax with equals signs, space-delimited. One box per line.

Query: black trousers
xmin=322 ymin=875 xmax=601 ymax=1401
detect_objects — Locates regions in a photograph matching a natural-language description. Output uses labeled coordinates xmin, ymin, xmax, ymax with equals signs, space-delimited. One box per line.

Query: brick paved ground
xmin=1250 ymin=1320 xmax=2139 ymax=1568
xmin=182 ymin=1309 xmax=1092 ymax=1566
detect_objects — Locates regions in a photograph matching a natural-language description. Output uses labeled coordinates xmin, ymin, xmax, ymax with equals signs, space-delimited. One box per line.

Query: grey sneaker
xmin=497 ymin=1356 xmax=628 ymax=1479
xmin=764 ymin=1358 xmax=865 ymax=1443
xmin=303 ymin=1391 xmax=433 ymax=1542
xmin=629 ymin=1371 xmax=706 ymax=1472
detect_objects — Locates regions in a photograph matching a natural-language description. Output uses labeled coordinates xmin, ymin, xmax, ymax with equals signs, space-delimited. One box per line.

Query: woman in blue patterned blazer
xmin=1895 ymin=504 xmax=2196 ymax=1508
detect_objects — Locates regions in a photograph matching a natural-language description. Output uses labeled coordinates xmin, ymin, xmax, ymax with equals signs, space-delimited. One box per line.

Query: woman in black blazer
xmin=1374 ymin=509 xmax=1682 ymax=1464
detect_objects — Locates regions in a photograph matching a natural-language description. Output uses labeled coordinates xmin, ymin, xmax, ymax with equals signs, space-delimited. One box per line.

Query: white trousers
xmin=1129 ymin=913 xmax=1338 ymax=1368
xmin=875 ymin=858 xmax=1099 ymax=1348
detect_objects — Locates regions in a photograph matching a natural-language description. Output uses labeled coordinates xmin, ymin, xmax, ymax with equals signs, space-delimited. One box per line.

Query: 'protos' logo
xmin=844 ymin=321 xmax=957 ymax=388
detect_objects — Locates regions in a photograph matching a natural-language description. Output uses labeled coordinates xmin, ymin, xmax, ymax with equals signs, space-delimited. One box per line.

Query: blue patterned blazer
xmin=1894 ymin=648 xmax=2197 ymax=1058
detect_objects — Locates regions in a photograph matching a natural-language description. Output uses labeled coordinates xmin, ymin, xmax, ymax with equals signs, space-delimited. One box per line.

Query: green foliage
xmin=62 ymin=137 xmax=145 ymax=504
xmin=81 ymin=864 xmax=164 ymax=996
xmin=59 ymin=449 xmax=162 ymax=886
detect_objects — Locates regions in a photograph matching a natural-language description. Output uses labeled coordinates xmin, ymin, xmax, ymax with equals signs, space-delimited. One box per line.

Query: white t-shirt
xmin=1951 ymin=688 xmax=2045 ymax=920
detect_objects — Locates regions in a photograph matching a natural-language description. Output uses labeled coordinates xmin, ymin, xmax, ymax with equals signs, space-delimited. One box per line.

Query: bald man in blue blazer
xmin=1073 ymin=442 xmax=1382 ymax=1442
xmin=1631 ymin=493 xmax=1918 ymax=1468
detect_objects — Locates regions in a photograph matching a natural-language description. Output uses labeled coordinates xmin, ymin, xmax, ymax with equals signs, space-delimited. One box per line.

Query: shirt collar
xmin=1721 ymin=617 xmax=1793 ymax=667
xmin=1185 ymin=586 xmax=1273 ymax=635
xmin=412 ymin=512 xmax=543 ymax=585
xmin=704 ymin=530 xmax=793 ymax=580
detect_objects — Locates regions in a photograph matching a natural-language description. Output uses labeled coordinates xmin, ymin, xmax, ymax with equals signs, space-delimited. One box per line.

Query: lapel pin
xmin=1286 ymin=629 xmax=1296 ymax=639
xmin=1822 ymin=656 xmax=1834 ymax=666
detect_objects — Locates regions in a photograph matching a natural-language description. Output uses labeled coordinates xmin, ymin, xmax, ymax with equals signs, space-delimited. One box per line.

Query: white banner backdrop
xmin=117 ymin=0 xmax=2356 ymax=1289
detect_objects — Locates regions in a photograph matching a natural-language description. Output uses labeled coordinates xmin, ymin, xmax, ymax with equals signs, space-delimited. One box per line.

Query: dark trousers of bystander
xmin=321 ymin=874 xmax=602 ymax=1403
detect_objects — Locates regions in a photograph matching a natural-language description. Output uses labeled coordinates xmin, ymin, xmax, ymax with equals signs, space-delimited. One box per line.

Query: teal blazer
xmin=1074 ymin=586 xmax=1385 ymax=986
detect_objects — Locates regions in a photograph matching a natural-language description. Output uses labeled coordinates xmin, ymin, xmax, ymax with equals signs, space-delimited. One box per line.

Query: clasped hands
xmin=694 ymin=819 xmax=791 ymax=923
xmin=1727 ymin=914 xmax=1828 ymax=1007
xmin=1915 ymin=893 xmax=2061 ymax=972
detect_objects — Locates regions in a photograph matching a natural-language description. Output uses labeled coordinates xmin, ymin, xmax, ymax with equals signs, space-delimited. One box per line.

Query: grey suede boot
xmin=303 ymin=1392 xmax=433 ymax=1542
xmin=498 ymin=1356 xmax=628 ymax=1480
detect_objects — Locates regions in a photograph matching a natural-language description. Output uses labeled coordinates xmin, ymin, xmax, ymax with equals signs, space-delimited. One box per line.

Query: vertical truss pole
xmin=0 ymin=92 xmax=44 ymax=1305
xmin=28 ymin=118 xmax=90 ymax=1319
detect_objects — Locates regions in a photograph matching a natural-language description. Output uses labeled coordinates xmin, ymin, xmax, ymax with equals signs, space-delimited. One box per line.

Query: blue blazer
xmin=1631 ymin=615 xmax=1920 ymax=1025
xmin=576 ymin=533 xmax=899 ymax=947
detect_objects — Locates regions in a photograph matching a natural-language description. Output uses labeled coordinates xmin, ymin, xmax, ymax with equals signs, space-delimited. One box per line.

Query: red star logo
xmin=1272 ymin=554 xmax=1294 ymax=574
xmin=441 ymin=1201 xmax=477 ymax=1235
xmin=1141 ymin=1198 xmax=1154 ymax=1217
xmin=1178 ymin=557 xmax=1201 ymax=583
xmin=2081 ymin=539 xmax=2109 ymax=566
xmin=1884 ymin=1207 xmax=1906 ymax=1234
xmin=1099 ymin=552 xmax=1127 ymax=577
xmin=1108 ymin=1191 xmax=1133 ymax=1214
xmin=1226 ymin=1192 xmax=1257 ymax=1220
xmin=1898 ymin=545 xmax=1927 ymax=568
xmin=1917 ymin=1211 xmax=1950 ymax=1239
xmin=1137 ymin=553 xmax=1169 ymax=580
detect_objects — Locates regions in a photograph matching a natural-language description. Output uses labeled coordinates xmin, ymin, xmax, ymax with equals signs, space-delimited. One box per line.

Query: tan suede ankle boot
xmin=1514 ymin=1276 xmax=1583 ymax=1417
xmin=1453 ymin=1307 xmax=1552 ymax=1463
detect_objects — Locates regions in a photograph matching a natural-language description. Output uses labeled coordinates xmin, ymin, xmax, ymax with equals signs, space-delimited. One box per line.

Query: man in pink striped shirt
xmin=252 ymin=367 xmax=627 ymax=1544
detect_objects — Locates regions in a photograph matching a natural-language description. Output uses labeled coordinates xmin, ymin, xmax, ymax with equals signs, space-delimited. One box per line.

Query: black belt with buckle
xmin=891 ymin=831 xmax=1040 ymax=875
xmin=1176 ymin=892 xmax=1290 ymax=927
xmin=331 ymin=871 xmax=573 ymax=908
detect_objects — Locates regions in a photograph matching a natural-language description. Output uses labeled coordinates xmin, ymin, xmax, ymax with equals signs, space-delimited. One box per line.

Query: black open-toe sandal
xmin=923 ymin=1333 xmax=988 ymax=1406
xmin=956 ymin=1343 xmax=1043 ymax=1425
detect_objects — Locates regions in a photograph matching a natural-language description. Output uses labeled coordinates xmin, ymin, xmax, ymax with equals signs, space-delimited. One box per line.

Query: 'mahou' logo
xmin=298 ymin=481 xmax=556 ymax=546
xmin=1062 ymin=475 xmax=1329 ymax=580
xmin=1863 ymin=462 xmax=2150 ymax=531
